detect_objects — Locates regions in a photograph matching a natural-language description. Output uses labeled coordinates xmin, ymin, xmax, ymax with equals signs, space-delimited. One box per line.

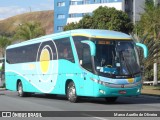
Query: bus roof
xmin=70 ymin=29 xmax=131 ymax=40
xmin=7 ymin=29 xmax=131 ymax=49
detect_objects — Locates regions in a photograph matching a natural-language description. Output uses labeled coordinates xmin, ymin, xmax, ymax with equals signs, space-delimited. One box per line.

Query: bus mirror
xmin=136 ymin=43 xmax=148 ymax=58
xmin=80 ymin=60 xmax=82 ymax=65
xmin=81 ymin=40 xmax=96 ymax=56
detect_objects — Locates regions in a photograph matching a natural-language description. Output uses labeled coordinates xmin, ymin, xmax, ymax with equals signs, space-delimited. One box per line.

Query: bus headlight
xmin=137 ymin=88 xmax=140 ymax=93
xmin=90 ymin=78 xmax=109 ymax=86
xmin=99 ymin=89 xmax=106 ymax=94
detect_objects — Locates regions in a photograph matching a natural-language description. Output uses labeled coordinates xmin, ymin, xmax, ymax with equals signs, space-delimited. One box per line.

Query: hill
xmin=0 ymin=10 xmax=54 ymax=35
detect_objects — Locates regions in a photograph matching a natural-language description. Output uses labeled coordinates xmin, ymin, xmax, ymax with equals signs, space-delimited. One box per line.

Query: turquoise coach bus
xmin=5 ymin=29 xmax=148 ymax=103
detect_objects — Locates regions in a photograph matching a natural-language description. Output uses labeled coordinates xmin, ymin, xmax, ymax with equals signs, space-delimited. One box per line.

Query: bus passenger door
xmin=80 ymin=44 xmax=94 ymax=96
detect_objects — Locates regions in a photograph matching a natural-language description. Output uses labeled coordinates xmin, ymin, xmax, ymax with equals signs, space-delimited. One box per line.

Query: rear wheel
xmin=67 ymin=82 xmax=78 ymax=103
xmin=17 ymin=81 xmax=27 ymax=97
xmin=105 ymin=97 xmax=118 ymax=103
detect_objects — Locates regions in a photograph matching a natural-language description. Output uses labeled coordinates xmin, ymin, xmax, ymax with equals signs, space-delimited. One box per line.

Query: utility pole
xmin=154 ymin=0 xmax=158 ymax=7
xmin=29 ymin=7 xmax=32 ymax=12
xmin=153 ymin=0 xmax=159 ymax=86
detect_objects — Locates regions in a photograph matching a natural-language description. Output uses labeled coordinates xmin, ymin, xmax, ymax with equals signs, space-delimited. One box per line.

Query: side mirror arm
xmin=81 ymin=40 xmax=96 ymax=56
xmin=136 ymin=43 xmax=148 ymax=58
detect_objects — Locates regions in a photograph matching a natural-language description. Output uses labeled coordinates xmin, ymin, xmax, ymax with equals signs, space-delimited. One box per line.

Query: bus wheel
xmin=105 ymin=97 xmax=118 ymax=103
xmin=67 ymin=82 xmax=78 ymax=103
xmin=17 ymin=81 xmax=26 ymax=97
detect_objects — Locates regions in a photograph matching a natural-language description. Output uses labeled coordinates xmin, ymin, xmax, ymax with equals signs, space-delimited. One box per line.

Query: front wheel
xmin=67 ymin=82 xmax=78 ymax=103
xmin=17 ymin=81 xmax=27 ymax=97
xmin=105 ymin=97 xmax=118 ymax=103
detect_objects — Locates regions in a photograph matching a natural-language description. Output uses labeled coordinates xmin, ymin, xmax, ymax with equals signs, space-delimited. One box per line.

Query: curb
xmin=141 ymin=93 xmax=160 ymax=97
xmin=0 ymin=88 xmax=6 ymax=91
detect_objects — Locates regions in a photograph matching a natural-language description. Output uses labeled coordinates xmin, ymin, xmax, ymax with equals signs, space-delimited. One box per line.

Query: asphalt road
xmin=0 ymin=90 xmax=160 ymax=120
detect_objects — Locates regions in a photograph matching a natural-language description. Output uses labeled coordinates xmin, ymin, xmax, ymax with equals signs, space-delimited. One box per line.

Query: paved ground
xmin=0 ymin=89 xmax=160 ymax=120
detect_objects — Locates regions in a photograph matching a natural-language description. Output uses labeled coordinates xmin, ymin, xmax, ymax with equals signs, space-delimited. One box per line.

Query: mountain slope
xmin=0 ymin=10 xmax=54 ymax=35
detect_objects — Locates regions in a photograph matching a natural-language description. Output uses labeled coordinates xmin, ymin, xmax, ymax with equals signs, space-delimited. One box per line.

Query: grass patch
xmin=142 ymin=85 xmax=160 ymax=96
xmin=142 ymin=85 xmax=160 ymax=90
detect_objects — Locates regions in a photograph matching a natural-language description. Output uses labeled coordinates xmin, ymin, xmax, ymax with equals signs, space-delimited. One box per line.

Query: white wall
xmin=67 ymin=2 xmax=124 ymax=23
xmin=133 ymin=0 xmax=145 ymax=23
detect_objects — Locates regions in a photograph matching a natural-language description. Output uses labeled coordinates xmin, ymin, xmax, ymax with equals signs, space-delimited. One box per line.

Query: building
xmin=54 ymin=0 xmax=157 ymax=33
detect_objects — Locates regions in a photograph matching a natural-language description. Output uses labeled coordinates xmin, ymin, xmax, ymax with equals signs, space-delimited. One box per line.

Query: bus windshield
xmin=93 ymin=39 xmax=140 ymax=78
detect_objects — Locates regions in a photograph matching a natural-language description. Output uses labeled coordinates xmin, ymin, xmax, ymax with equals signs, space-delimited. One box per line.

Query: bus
xmin=0 ymin=57 xmax=4 ymax=87
xmin=5 ymin=29 xmax=148 ymax=103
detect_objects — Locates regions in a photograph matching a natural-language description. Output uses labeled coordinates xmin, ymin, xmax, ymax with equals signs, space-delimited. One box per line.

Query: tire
xmin=105 ymin=97 xmax=118 ymax=103
xmin=67 ymin=82 xmax=78 ymax=103
xmin=17 ymin=81 xmax=27 ymax=97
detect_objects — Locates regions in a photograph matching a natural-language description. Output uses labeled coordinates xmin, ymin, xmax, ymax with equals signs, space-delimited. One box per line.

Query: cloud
xmin=39 ymin=3 xmax=54 ymax=10
xmin=0 ymin=0 xmax=54 ymax=20
xmin=0 ymin=6 xmax=28 ymax=20
xmin=32 ymin=2 xmax=54 ymax=11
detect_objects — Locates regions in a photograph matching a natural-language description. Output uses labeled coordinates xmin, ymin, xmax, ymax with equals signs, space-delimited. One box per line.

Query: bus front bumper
xmin=92 ymin=79 xmax=142 ymax=97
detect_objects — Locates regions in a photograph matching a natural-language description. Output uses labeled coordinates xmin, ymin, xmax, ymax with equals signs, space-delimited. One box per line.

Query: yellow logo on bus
xmin=40 ymin=48 xmax=50 ymax=74
xmin=127 ymin=78 xmax=134 ymax=83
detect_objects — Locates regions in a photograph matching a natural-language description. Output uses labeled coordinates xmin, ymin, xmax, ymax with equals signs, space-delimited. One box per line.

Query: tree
xmin=134 ymin=0 xmax=160 ymax=85
xmin=135 ymin=0 xmax=160 ymax=38
xmin=77 ymin=15 xmax=93 ymax=29
xmin=91 ymin=6 xmax=133 ymax=33
xmin=14 ymin=21 xmax=45 ymax=41
xmin=64 ymin=14 xmax=93 ymax=31
xmin=0 ymin=36 xmax=11 ymax=57
xmin=64 ymin=6 xmax=133 ymax=33
xmin=64 ymin=22 xmax=78 ymax=31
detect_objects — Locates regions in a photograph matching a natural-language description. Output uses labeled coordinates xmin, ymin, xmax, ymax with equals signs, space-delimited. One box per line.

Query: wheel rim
xmin=18 ymin=83 xmax=22 ymax=96
xmin=68 ymin=84 xmax=76 ymax=100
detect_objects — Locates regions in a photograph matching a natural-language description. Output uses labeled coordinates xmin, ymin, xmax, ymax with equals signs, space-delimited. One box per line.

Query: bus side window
xmin=82 ymin=44 xmax=92 ymax=72
xmin=56 ymin=38 xmax=75 ymax=63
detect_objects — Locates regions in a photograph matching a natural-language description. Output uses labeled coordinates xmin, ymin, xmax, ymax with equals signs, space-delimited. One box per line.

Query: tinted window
xmin=72 ymin=36 xmax=92 ymax=71
xmin=36 ymin=40 xmax=58 ymax=62
xmin=82 ymin=44 xmax=92 ymax=72
xmin=6 ymin=43 xmax=40 ymax=64
xmin=6 ymin=40 xmax=58 ymax=64
xmin=72 ymin=36 xmax=88 ymax=60
xmin=55 ymin=37 xmax=75 ymax=63
xmin=6 ymin=38 xmax=74 ymax=64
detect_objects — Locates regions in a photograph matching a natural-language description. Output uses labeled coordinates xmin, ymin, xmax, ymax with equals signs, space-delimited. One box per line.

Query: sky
xmin=0 ymin=0 xmax=54 ymax=20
